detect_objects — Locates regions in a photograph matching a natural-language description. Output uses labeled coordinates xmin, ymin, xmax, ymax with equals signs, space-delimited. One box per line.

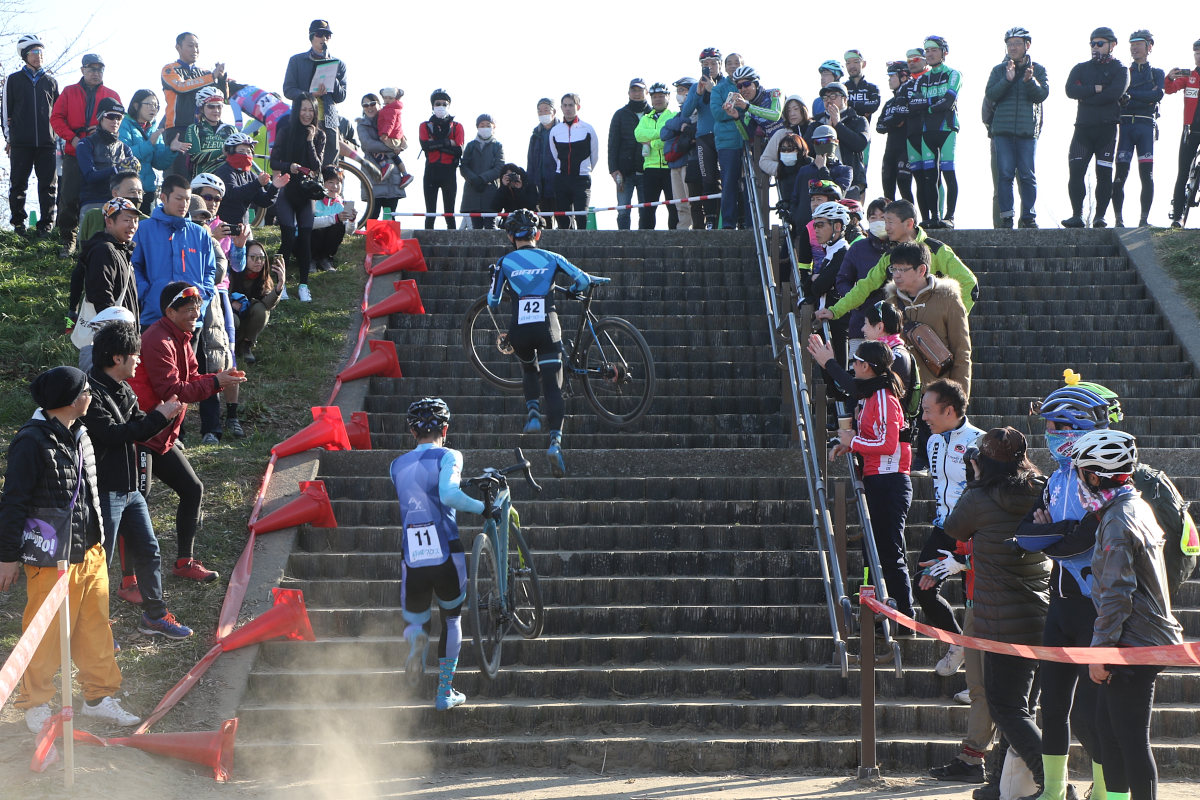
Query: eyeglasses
xmin=169 ymin=285 xmax=201 ymax=307
xmin=84 ymin=65 xmax=104 ymax=72
xmin=888 ymin=265 xmax=918 ymax=275
xmin=736 ymin=81 xmax=755 ymax=90
xmin=1090 ymin=40 xmax=1109 ymax=48
xmin=362 ymin=101 xmax=377 ymax=107
xmin=199 ymin=193 xmax=222 ymax=202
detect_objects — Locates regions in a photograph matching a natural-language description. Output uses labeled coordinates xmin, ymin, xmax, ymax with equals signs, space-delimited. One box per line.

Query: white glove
xmin=926 ymin=549 xmax=967 ymax=580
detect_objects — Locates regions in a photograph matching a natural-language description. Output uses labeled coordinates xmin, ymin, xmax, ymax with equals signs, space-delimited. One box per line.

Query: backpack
xmin=664 ymin=124 xmax=694 ymax=164
xmin=1132 ymin=464 xmax=1199 ymax=601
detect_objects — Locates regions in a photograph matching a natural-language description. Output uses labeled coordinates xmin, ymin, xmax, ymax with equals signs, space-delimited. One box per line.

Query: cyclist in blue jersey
xmin=488 ymin=209 xmax=606 ymax=477
xmin=390 ymin=398 xmax=486 ymax=711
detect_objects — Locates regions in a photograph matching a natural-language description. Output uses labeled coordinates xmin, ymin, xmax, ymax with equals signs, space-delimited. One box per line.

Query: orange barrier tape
xmin=0 ymin=571 xmax=69 ymax=707
xmin=861 ymin=594 xmax=1200 ymax=666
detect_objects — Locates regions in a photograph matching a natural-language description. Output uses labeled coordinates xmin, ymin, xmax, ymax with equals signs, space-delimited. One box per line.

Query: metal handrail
xmin=742 ymin=150 xmax=850 ymax=676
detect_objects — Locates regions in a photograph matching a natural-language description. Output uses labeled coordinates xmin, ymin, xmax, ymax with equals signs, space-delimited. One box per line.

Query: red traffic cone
xmin=271 ymin=406 xmax=352 ymax=458
xmin=249 ymin=480 xmax=337 ymax=534
xmin=219 ymin=588 xmax=316 ymax=652
xmin=346 ymin=411 xmax=372 ymax=450
xmin=337 ymin=340 xmax=402 ymax=381
xmin=364 ymin=219 xmax=403 ymax=255
xmin=366 ymin=239 xmax=427 ymax=275
xmin=364 ymin=279 xmax=425 ymax=318
xmin=76 ymin=719 xmax=239 ymax=782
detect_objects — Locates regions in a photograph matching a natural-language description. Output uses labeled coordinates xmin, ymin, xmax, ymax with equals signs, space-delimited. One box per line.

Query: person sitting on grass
xmin=229 ymin=240 xmax=284 ymax=365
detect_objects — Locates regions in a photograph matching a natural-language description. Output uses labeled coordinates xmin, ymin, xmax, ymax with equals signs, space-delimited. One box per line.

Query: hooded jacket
xmin=984 ymin=58 xmax=1049 ymax=139
xmin=83 ymin=367 xmax=170 ymax=493
xmin=946 ymin=477 xmax=1049 ymax=644
xmin=74 ymin=231 xmax=139 ymax=322
xmin=131 ymin=206 xmax=217 ymax=327
xmin=887 ymin=274 xmax=972 ymax=396
xmin=128 ymin=316 xmax=222 ymax=454
xmin=3 ymin=66 xmax=59 ymax=147
xmin=0 ymin=412 xmax=104 ymax=564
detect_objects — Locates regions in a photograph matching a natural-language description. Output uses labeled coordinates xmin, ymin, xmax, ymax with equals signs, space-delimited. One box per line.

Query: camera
xmin=815 ymin=141 xmax=836 ymax=157
xmin=227 ymin=222 xmax=243 ymax=237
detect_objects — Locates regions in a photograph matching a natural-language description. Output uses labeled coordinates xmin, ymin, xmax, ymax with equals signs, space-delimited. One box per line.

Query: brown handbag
xmin=902 ymin=308 xmax=954 ymax=377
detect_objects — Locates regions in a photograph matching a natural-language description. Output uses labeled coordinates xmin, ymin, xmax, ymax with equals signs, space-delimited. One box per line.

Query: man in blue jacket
xmin=680 ymin=48 xmax=724 ymax=229
xmin=282 ymin=19 xmax=346 ymax=167
xmin=131 ymin=174 xmax=216 ymax=329
xmin=3 ymin=34 xmax=58 ymax=236
xmin=1111 ymin=29 xmax=1166 ymax=228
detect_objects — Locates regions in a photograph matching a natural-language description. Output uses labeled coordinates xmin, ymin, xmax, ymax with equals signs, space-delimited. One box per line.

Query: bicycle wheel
xmin=469 ymin=531 xmax=504 ymax=679
xmin=580 ymin=317 xmax=656 ymax=426
xmin=462 ymin=295 xmax=524 ymax=392
xmin=507 ymin=524 xmax=545 ymax=640
xmin=337 ymin=159 xmax=375 ymax=230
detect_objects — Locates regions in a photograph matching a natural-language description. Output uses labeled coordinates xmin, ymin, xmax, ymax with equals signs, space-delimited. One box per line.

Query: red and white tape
xmin=0 ymin=570 xmax=69 ymax=707
xmin=384 ymin=192 xmax=723 ymax=219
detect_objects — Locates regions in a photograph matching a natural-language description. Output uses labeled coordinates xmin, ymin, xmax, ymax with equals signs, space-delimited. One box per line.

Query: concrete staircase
xmin=234 ymin=228 xmax=1200 ymax=777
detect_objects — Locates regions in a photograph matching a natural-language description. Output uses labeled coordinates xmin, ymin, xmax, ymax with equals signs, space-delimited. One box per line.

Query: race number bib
xmin=406 ymin=523 xmax=444 ymax=566
xmin=518 ymin=296 xmax=546 ymax=324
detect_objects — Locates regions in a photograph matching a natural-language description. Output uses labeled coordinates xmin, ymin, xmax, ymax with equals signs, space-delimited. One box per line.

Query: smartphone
xmin=702 ymin=65 xmax=711 ymax=79
xmin=343 ymin=200 xmax=356 ymax=215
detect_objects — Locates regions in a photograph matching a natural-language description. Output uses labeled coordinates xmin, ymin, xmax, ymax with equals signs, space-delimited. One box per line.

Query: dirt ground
xmin=1 ymin=734 xmax=1198 ymax=800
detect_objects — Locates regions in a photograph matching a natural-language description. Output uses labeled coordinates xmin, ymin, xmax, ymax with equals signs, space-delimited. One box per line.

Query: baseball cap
xmin=81 ymin=53 xmax=104 ymax=68
xmin=629 ymin=78 xmax=647 ymax=89
xmin=309 ymin=19 xmax=333 ymax=36
xmin=103 ymin=197 xmax=147 ymax=219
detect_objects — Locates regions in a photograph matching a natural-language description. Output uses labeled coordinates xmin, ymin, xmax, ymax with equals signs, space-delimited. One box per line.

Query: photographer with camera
xmin=985 ymin=27 xmax=1048 ymax=229
xmin=488 ymin=163 xmax=540 ymax=227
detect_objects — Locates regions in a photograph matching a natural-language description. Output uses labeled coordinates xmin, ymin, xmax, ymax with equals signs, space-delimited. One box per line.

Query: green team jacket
xmin=826 ymin=227 xmax=978 ymax=319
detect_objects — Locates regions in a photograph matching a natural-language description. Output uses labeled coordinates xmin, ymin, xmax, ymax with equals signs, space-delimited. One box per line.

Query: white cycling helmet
xmin=195 ymin=85 xmax=225 ymax=106
xmin=812 ymin=201 xmax=850 ymax=226
xmin=1071 ymin=429 xmax=1138 ymax=478
xmin=190 ymin=173 xmax=226 ymax=196
xmin=224 ymin=131 xmax=257 ymax=150
xmin=84 ymin=305 xmax=136 ymax=333
xmin=18 ymin=34 xmax=44 ymax=57
xmin=731 ymin=66 xmax=759 ymax=83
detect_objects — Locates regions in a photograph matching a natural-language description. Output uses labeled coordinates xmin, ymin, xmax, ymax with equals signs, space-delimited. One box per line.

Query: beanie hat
xmin=31 ymin=366 xmax=88 ymax=410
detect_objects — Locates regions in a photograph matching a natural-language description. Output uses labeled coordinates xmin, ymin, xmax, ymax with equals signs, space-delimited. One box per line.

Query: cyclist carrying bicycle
xmin=487 ymin=208 xmax=607 ymax=477
xmin=389 ymin=397 xmax=485 ymax=711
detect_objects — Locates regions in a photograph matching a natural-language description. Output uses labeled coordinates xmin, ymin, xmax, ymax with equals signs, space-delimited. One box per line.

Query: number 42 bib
xmin=518 ymin=296 xmax=547 ymax=324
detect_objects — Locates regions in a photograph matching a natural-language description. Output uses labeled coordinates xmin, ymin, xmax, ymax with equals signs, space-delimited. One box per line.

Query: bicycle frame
xmin=477 ymin=485 xmax=513 ymax=605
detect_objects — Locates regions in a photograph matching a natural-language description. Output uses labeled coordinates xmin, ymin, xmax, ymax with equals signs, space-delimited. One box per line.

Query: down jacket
xmin=984 ymin=59 xmax=1049 ymax=139
xmin=946 ymin=478 xmax=1049 ymax=644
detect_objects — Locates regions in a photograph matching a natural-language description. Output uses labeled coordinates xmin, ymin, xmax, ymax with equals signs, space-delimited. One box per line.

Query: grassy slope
xmin=0 ymin=227 xmax=365 ymax=723
xmin=1152 ymin=229 xmax=1200 ymax=311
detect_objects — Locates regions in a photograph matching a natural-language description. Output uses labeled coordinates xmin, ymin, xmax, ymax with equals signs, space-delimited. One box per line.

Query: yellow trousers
xmin=16 ymin=544 xmax=122 ymax=708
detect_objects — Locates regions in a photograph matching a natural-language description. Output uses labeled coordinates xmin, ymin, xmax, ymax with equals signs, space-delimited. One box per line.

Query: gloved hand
xmin=926 ymin=549 xmax=967 ymax=580
xmin=490 ymin=506 xmax=504 ymax=525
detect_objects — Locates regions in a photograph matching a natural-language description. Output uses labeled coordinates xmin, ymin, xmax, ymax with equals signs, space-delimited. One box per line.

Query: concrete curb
xmin=1116 ymin=228 xmax=1200 ymax=377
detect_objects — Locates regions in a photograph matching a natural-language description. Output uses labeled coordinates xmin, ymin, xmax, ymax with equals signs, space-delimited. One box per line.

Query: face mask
xmin=227 ymin=153 xmax=254 ymax=171
xmin=1045 ymin=429 xmax=1085 ymax=467
xmin=869 ymin=219 xmax=887 ymax=238
xmin=478 ymin=126 xmax=493 ymax=139
xmin=779 ymin=152 xmax=799 ymax=166
xmin=432 ymin=106 xmax=449 ymax=119
xmin=538 ymin=114 xmax=554 ymax=126
xmin=676 ymin=93 xmax=688 ymax=105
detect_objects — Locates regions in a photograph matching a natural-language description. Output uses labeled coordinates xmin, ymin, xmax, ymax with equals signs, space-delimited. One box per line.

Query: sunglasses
xmin=312 ymin=32 xmax=332 ymax=39
xmin=169 ymin=285 xmax=201 ymax=307
xmin=248 ymin=252 xmax=268 ymax=261
xmin=1090 ymin=41 xmax=1109 ymax=48
xmin=736 ymin=81 xmax=756 ymax=90
xmin=362 ymin=101 xmax=378 ymax=107
xmin=101 ymin=112 xmax=123 ymax=121
xmin=199 ymin=193 xmax=222 ymax=202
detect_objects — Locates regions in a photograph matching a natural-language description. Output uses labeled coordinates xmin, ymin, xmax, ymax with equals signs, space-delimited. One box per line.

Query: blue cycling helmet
xmin=407 ymin=397 xmax=450 ymax=434
xmin=1036 ymin=386 xmax=1111 ymax=430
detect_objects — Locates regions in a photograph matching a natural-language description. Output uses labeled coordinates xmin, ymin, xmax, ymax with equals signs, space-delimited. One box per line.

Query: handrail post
xmin=858 ymin=582 xmax=880 ymax=779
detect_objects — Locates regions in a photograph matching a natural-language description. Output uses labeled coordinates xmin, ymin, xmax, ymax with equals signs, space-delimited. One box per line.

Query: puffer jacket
xmin=634 ymin=107 xmax=676 ymax=170
xmin=212 ymin=159 xmax=277 ymax=225
xmin=459 ymin=137 xmax=504 ymax=213
xmin=836 ymin=231 xmax=889 ymax=338
xmin=83 ymin=368 xmax=170 ymax=493
xmin=76 ymin=129 xmax=136 ymax=208
xmin=1091 ymin=489 xmax=1185 ymax=648
xmin=609 ymin=98 xmax=650 ymax=175
xmin=946 ymin=477 xmax=1049 ymax=644
xmin=984 ymin=59 xmax=1049 ymax=139
xmin=887 ymin=275 xmax=972 ymax=397
xmin=0 ymin=412 xmax=104 ymax=564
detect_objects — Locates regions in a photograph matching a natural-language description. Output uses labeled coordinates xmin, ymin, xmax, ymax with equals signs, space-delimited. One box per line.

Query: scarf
xmin=1077 ymin=481 xmax=1134 ymax=515
xmin=1092 ymin=53 xmax=1114 ymax=65
xmin=878 ymin=333 xmax=904 ymax=350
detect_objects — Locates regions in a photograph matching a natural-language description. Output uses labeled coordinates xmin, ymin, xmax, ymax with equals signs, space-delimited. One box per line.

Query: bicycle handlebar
xmin=463 ymin=447 xmax=542 ymax=495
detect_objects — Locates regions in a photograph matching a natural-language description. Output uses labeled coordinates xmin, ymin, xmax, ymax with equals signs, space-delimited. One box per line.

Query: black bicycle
xmin=464 ymin=449 xmax=544 ymax=680
xmin=1181 ymin=127 xmax=1200 ymax=228
xmin=462 ymin=282 xmax=656 ymax=426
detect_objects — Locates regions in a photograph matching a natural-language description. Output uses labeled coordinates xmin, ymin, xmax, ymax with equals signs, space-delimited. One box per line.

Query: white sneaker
xmin=278 ymin=286 xmax=290 ymax=301
xmin=25 ymin=703 xmax=52 ymax=734
xmin=298 ymin=284 xmax=312 ymax=303
xmin=936 ymin=644 xmax=966 ymax=676
xmin=80 ymin=696 xmax=140 ymax=726
xmin=954 ymin=688 xmax=972 ymax=705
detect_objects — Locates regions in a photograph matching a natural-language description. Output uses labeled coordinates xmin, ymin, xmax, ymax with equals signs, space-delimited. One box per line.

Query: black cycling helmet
xmin=1004 ymin=27 xmax=1031 ymax=44
xmin=504 ymin=208 xmax=541 ymax=240
xmin=1090 ymin=27 xmax=1118 ymax=44
xmin=430 ymin=88 xmax=451 ymax=106
xmin=923 ymin=35 xmax=949 ymax=54
xmin=407 ymin=397 xmax=450 ymax=434
xmin=1129 ymin=29 xmax=1154 ymax=45
xmin=699 ymin=47 xmax=721 ymax=61
xmin=886 ymin=60 xmax=910 ymax=76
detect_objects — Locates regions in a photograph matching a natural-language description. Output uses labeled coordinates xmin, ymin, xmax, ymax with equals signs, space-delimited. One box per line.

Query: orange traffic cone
xmin=367 ymin=239 xmax=427 ymax=275
xmin=364 ymin=279 xmax=425 ymax=318
xmin=219 ymin=588 xmax=316 ymax=652
xmin=365 ymin=219 xmax=403 ymax=255
xmin=346 ymin=411 xmax=372 ymax=450
xmin=337 ymin=339 xmax=402 ymax=381
xmin=76 ymin=719 xmax=239 ymax=782
xmin=271 ymin=406 xmax=352 ymax=458
xmin=249 ymin=481 xmax=337 ymax=534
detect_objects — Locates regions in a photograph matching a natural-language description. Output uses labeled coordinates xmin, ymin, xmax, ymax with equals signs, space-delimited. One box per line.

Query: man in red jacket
xmin=50 ymin=53 xmax=120 ymax=257
xmin=1167 ymin=40 xmax=1200 ymax=227
xmin=128 ymin=281 xmax=244 ymax=582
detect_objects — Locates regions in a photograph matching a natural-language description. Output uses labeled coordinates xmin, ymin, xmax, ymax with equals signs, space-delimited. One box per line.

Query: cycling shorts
xmin=402 ymin=543 xmax=467 ymax=614
xmin=508 ymin=312 xmax=563 ymax=370
xmin=1068 ymin=125 xmax=1118 ymax=169
xmin=1116 ymin=117 xmax=1156 ymax=164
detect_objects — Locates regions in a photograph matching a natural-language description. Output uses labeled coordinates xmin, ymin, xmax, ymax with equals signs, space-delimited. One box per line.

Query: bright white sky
xmin=10 ymin=0 xmax=1198 ymax=229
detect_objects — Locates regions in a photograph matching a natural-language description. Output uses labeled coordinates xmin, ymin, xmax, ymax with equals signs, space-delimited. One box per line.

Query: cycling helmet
xmin=808 ymin=179 xmax=843 ymax=200
xmin=820 ymin=82 xmax=848 ymax=98
xmin=818 ymin=59 xmax=844 ymax=78
xmin=190 ymin=173 xmax=226 ymax=196
xmin=699 ymin=47 xmax=721 ymax=61
xmin=673 ymin=76 xmax=696 ymax=88
xmin=1036 ymin=386 xmax=1111 ymax=430
xmin=1129 ymin=30 xmax=1154 ymax=45
xmin=648 ymin=82 xmax=670 ymax=95
xmin=731 ymin=66 xmax=759 ymax=84
xmin=504 ymin=208 xmax=541 ymax=240
xmin=1090 ymin=27 xmax=1118 ymax=44
xmin=924 ymin=36 xmax=949 ymax=54
xmin=1004 ymin=27 xmax=1032 ymax=44
xmin=812 ymin=201 xmax=850 ymax=226
xmin=430 ymin=88 xmax=451 ymax=106
xmin=811 ymin=124 xmax=839 ymax=142
xmin=839 ymin=198 xmax=862 ymax=217
xmin=1071 ymin=429 xmax=1137 ymax=478
xmin=17 ymin=34 xmax=43 ymax=57
xmin=195 ymin=86 xmax=225 ymax=106
xmin=407 ymin=397 xmax=451 ymax=434
xmin=1194 ymin=39 xmax=1200 ymax=50
xmin=1061 ymin=368 xmax=1124 ymax=424
xmin=886 ymin=61 xmax=910 ymax=76
xmin=223 ymin=131 xmax=257 ymax=151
